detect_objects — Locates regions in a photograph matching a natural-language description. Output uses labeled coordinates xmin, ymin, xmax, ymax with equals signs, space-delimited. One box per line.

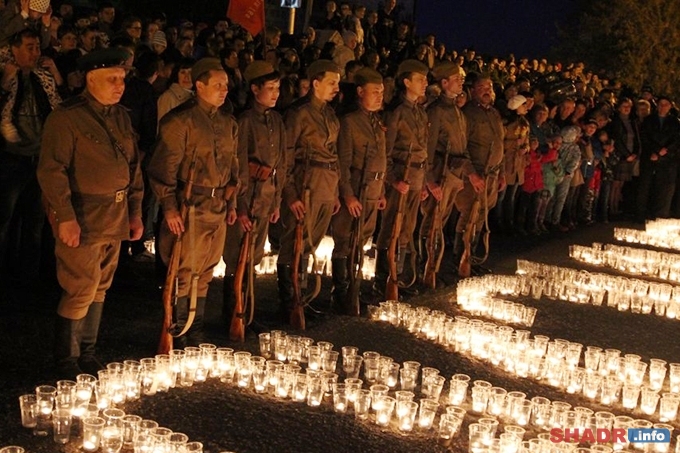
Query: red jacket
xmin=522 ymin=148 xmax=544 ymax=193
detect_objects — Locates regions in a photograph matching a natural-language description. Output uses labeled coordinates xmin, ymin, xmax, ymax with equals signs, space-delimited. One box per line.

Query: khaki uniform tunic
xmin=148 ymin=98 xmax=239 ymax=297
xmin=223 ymin=103 xmax=286 ymax=273
xmin=37 ymin=92 xmax=143 ymax=319
xmin=420 ymin=94 xmax=472 ymax=237
xmin=376 ymin=96 xmax=428 ymax=250
xmin=278 ymin=95 xmax=340 ymax=265
xmin=456 ymin=100 xmax=506 ymax=232
xmin=331 ymin=106 xmax=387 ymax=259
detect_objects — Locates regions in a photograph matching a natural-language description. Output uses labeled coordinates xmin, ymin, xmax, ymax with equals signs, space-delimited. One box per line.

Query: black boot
xmin=470 ymin=232 xmax=492 ymax=275
xmin=78 ymin=302 xmax=105 ymax=375
xmin=186 ymin=297 xmax=208 ymax=347
xmin=371 ymin=249 xmax=389 ymax=299
xmin=398 ymin=249 xmax=419 ymax=297
xmin=54 ymin=315 xmax=84 ymax=379
xmin=172 ymin=296 xmax=189 ymax=349
xmin=277 ymin=263 xmax=294 ymax=324
xmin=331 ymin=257 xmax=349 ymax=314
xmin=222 ymin=275 xmax=236 ymax=324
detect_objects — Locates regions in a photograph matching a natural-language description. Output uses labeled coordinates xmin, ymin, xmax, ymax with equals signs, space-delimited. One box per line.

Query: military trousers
xmin=223 ymin=215 xmax=271 ymax=275
xmin=455 ymin=174 xmax=500 ymax=233
xmin=419 ymin=170 xmax=465 ymax=238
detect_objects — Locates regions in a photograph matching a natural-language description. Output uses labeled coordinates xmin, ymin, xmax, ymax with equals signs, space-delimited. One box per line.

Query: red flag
xmin=227 ymin=0 xmax=265 ymax=37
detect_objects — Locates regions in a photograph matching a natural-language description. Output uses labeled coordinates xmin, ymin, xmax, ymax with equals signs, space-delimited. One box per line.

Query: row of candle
xmin=513 ymin=260 xmax=680 ymax=319
xmin=372 ymin=300 xmax=680 ymax=421
xmin=454 ymin=293 xmax=538 ymax=327
xmin=570 ymin=243 xmax=680 ymax=282
xmin=614 ymin=227 xmax=680 ymax=251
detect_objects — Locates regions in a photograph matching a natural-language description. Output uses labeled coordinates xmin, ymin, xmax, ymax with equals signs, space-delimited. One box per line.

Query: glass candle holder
xmin=34 ymin=385 xmax=57 ymax=436
xmin=332 ymin=383 xmax=348 ymax=413
xmin=448 ymin=374 xmax=470 ymax=406
xmin=353 ymin=389 xmax=372 ymax=421
xmin=397 ymin=401 xmax=418 ymax=433
xmin=375 ymin=395 xmax=395 ymax=427
xmin=418 ymin=398 xmax=439 ymax=430
xmin=82 ymin=416 xmax=105 ymax=452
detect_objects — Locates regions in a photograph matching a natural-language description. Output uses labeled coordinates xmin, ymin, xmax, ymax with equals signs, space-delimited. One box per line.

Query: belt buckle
xmin=374 ymin=171 xmax=384 ymax=181
xmin=115 ymin=190 xmax=125 ymax=203
xmin=210 ymin=187 xmax=216 ymax=198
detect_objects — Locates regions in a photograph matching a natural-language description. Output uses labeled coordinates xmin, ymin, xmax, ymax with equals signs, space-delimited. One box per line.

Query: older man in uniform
xmin=457 ymin=75 xmax=505 ymax=275
xmin=148 ymin=58 xmax=239 ymax=347
xmin=420 ymin=62 xmax=484 ymax=284
xmin=373 ymin=59 xmax=429 ymax=299
xmin=331 ymin=67 xmax=387 ymax=314
xmin=222 ymin=61 xmax=286 ymax=323
xmin=37 ymin=48 xmax=144 ymax=377
xmin=277 ymin=59 xmax=341 ymax=321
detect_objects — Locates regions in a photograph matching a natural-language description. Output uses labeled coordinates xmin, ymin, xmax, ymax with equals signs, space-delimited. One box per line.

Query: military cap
xmin=354 ymin=67 xmax=383 ymax=87
xmin=431 ymin=61 xmax=464 ymax=82
xmin=306 ymin=59 xmax=340 ymax=79
xmin=191 ymin=58 xmax=224 ymax=84
xmin=78 ymin=48 xmax=133 ymax=73
xmin=396 ymin=59 xmax=429 ymax=78
xmin=244 ymin=61 xmax=276 ymax=84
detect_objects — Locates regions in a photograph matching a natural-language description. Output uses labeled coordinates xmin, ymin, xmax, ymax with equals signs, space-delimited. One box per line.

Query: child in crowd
xmin=539 ymin=134 xmax=564 ymax=231
xmin=594 ymin=138 xmax=617 ymax=222
xmin=516 ymin=136 xmax=543 ymax=235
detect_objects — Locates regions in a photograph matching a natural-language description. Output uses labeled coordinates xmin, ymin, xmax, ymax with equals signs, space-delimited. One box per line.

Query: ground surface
xmin=1 ymin=220 xmax=677 ymax=452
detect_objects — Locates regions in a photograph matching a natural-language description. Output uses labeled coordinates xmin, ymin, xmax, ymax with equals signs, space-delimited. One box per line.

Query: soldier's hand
xmin=469 ymin=173 xmax=485 ymax=194
xmin=659 ymin=147 xmax=668 ymax=157
xmin=269 ymin=208 xmax=280 ymax=223
xmin=333 ymin=198 xmax=341 ymax=215
xmin=420 ymin=188 xmax=429 ymax=202
xmin=58 ymin=220 xmax=81 ymax=248
xmin=377 ymin=196 xmax=387 ymax=210
xmin=651 ymin=153 xmax=659 ymax=162
xmin=227 ymin=208 xmax=238 ymax=225
xmin=427 ymin=182 xmax=443 ymax=201
xmin=392 ymin=180 xmax=410 ymax=194
xmin=289 ymin=200 xmax=305 ymax=221
xmin=129 ymin=216 xmax=144 ymax=241
xmin=344 ymin=195 xmax=362 ymax=218
xmin=626 ymin=154 xmax=637 ymax=163
xmin=238 ymin=214 xmax=253 ymax=232
xmin=498 ymin=175 xmax=507 ymax=192
xmin=165 ymin=211 xmax=185 ymax=235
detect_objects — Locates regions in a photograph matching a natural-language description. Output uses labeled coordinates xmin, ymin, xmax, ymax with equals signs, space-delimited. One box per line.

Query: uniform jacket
xmin=148 ymin=97 xmax=239 ymax=224
xmin=384 ymin=95 xmax=428 ymax=187
xmin=463 ymin=100 xmax=505 ymax=176
xmin=37 ymin=91 xmax=143 ymax=241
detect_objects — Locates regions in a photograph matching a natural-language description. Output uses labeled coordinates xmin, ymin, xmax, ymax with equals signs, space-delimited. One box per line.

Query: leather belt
xmin=295 ymin=159 xmax=338 ymax=171
xmin=72 ymin=188 xmax=128 ymax=203
xmin=178 ymin=181 xmax=227 ymax=198
xmin=350 ymin=167 xmax=385 ymax=181
xmin=392 ymin=158 xmax=427 ymax=170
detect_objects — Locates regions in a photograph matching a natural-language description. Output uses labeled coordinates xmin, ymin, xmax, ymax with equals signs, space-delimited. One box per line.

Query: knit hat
xmin=354 ymin=67 xmax=383 ymax=86
xmin=396 ymin=59 xmax=428 ymax=78
xmin=507 ymin=95 xmax=527 ymax=111
xmin=306 ymin=59 xmax=340 ymax=79
xmin=430 ymin=61 xmax=463 ymax=82
xmin=244 ymin=61 xmax=276 ymax=84
xmin=151 ymin=31 xmax=167 ymax=48
xmin=191 ymin=58 xmax=224 ymax=83
xmin=29 ymin=0 xmax=50 ymax=13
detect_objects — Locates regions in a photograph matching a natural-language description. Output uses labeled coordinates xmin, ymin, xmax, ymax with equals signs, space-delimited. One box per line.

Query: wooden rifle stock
xmin=423 ymin=150 xmax=450 ymax=289
xmin=157 ymin=150 xmax=199 ymax=354
xmin=290 ymin=218 xmax=305 ymax=329
xmin=385 ymin=146 xmax=413 ymax=300
xmin=458 ymin=198 xmax=481 ymax=278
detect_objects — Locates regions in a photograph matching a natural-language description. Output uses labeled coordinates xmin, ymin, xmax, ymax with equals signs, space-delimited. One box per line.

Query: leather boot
xmin=331 ymin=257 xmax=349 ymax=314
xmin=172 ymin=296 xmax=189 ymax=349
xmin=277 ymin=263 xmax=294 ymax=324
xmin=78 ymin=302 xmax=105 ymax=375
xmin=186 ymin=297 xmax=208 ymax=347
xmin=398 ymin=248 xmax=419 ymax=297
xmin=371 ymin=249 xmax=389 ymax=298
xmin=452 ymin=232 xmax=464 ymax=264
xmin=54 ymin=315 xmax=84 ymax=379
xmin=222 ymin=275 xmax=236 ymax=324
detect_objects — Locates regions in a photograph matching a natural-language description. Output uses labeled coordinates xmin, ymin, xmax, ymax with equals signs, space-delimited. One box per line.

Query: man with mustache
xmin=37 ymin=47 xmax=144 ymax=377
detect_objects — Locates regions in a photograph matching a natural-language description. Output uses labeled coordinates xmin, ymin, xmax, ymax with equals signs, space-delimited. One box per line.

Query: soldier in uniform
xmin=331 ymin=67 xmax=387 ymax=313
xmin=277 ymin=59 xmax=341 ymax=321
xmin=37 ymin=48 xmax=144 ymax=377
xmin=222 ymin=61 xmax=286 ymax=323
xmin=457 ymin=75 xmax=506 ymax=274
xmin=419 ymin=62 xmax=485 ymax=284
xmin=374 ymin=59 xmax=429 ymax=298
xmin=148 ymin=58 xmax=239 ymax=347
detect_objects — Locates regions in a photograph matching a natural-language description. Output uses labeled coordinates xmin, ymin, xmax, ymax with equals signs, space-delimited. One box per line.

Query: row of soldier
xmin=32 ymin=43 xmax=504 ymax=378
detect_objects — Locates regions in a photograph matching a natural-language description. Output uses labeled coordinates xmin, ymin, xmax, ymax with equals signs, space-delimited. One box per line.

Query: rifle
xmin=422 ymin=146 xmax=450 ymax=289
xmin=158 ymin=148 xmax=200 ymax=354
xmin=290 ymin=148 xmax=312 ymax=330
xmin=458 ymin=197 xmax=481 ymax=279
xmin=229 ymin=180 xmax=259 ymax=342
xmin=346 ymin=144 xmax=371 ymax=316
xmin=385 ymin=144 xmax=413 ymax=301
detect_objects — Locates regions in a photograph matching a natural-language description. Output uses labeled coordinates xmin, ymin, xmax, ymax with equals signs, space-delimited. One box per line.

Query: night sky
xmin=414 ymin=0 xmax=578 ymax=58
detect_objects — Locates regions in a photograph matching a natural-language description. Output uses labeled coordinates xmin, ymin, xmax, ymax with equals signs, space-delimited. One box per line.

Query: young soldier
xmin=374 ymin=59 xmax=429 ymax=298
xmin=458 ymin=75 xmax=506 ymax=275
xmin=277 ymin=60 xmax=341 ymax=322
xmin=222 ymin=61 xmax=286 ymax=323
xmin=37 ymin=48 xmax=144 ymax=377
xmin=148 ymin=58 xmax=239 ymax=347
xmin=331 ymin=67 xmax=387 ymax=313
xmin=420 ymin=62 xmax=484 ymax=284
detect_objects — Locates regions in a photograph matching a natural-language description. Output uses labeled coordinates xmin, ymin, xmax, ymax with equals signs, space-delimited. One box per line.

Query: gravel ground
xmin=2 ymin=220 xmax=678 ymax=453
